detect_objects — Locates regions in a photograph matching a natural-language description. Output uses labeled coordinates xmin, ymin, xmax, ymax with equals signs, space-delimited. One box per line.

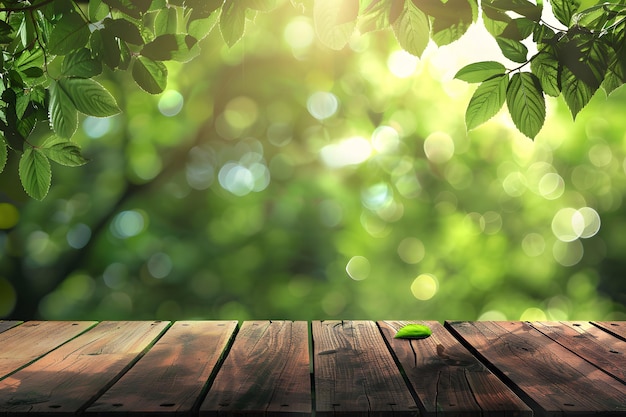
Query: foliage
xmin=0 ymin=0 xmax=624 ymax=199
xmin=0 ymin=2 xmax=624 ymax=322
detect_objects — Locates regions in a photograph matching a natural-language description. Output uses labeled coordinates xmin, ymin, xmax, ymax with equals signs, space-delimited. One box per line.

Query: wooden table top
xmin=0 ymin=320 xmax=624 ymax=416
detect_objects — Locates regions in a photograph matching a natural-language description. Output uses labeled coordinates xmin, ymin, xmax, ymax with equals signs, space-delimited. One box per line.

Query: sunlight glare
xmin=320 ymin=136 xmax=371 ymax=168
xmin=387 ymin=50 xmax=418 ymax=78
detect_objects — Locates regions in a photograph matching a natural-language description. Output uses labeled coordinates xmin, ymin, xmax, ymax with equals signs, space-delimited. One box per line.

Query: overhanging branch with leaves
xmin=0 ymin=0 xmax=624 ymax=200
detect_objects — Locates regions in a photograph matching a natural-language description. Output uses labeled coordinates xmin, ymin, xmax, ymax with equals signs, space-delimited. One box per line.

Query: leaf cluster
xmin=455 ymin=0 xmax=626 ymax=138
xmin=0 ymin=0 xmax=279 ymax=199
xmin=1 ymin=0 xmax=626 ymax=199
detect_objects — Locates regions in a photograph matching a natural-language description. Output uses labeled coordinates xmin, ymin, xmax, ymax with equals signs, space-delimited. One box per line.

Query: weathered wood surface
xmin=200 ymin=320 xmax=311 ymax=417
xmin=447 ymin=321 xmax=626 ymax=416
xmin=0 ymin=321 xmax=21 ymax=334
xmin=0 ymin=321 xmax=168 ymax=415
xmin=380 ymin=320 xmax=532 ymax=417
xmin=0 ymin=320 xmax=624 ymax=416
xmin=88 ymin=321 xmax=237 ymax=416
xmin=313 ymin=320 xmax=417 ymax=417
xmin=0 ymin=321 xmax=96 ymax=379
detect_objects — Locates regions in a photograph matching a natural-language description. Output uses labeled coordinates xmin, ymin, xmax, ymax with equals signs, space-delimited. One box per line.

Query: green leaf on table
xmin=530 ymin=51 xmax=561 ymax=96
xmin=220 ymin=0 xmax=247 ymax=47
xmin=392 ymin=1 xmax=430 ymax=57
xmin=58 ymin=78 xmax=120 ymax=117
xmin=48 ymin=11 xmax=90 ymax=55
xmin=455 ymin=61 xmax=506 ymax=83
xmin=465 ymin=74 xmax=508 ymax=130
xmin=141 ymin=34 xmax=200 ymax=62
xmin=394 ymin=324 xmax=432 ymax=339
xmin=550 ymin=0 xmax=581 ymax=26
xmin=314 ymin=0 xmax=359 ymax=50
xmin=132 ymin=56 xmax=168 ymax=94
xmin=40 ymin=136 xmax=88 ymax=167
xmin=49 ymin=80 xmax=78 ymax=139
xmin=62 ymin=48 xmax=102 ymax=78
xmin=0 ymin=134 xmax=7 ymax=174
xmin=496 ymin=37 xmax=528 ymax=63
xmin=506 ymin=72 xmax=545 ymax=138
xmin=19 ymin=147 xmax=51 ymax=200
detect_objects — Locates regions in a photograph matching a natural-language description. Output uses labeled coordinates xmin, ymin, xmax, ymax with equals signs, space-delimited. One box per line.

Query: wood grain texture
xmin=594 ymin=321 xmax=626 ymax=340
xmin=0 ymin=321 xmax=169 ymax=415
xmin=313 ymin=320 xmax=417 ymax=417
xmin=531 ymin=321 xmax=626 ymax=384
xmin=200 ymin=320 xmax=310 ymax=417
xmin=0 ymin=321 xmax=21 ymax=334
xmin=379 ymin=320 xmax=532 ymax=417
xmin=447 ymin=321 xmax=626 ymax=416
xmin=87 ymin=321 xmax=237 ymax=416
xmin=0 ymin=321 xmax=95 ymax=379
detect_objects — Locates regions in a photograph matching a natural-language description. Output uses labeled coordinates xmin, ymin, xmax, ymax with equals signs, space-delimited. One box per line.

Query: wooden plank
xmin=0 ymin=320 xmax=169 ymax=415
xmin=313 ymin=320 xmax=417 ymax=417
xmin=531 ymin=321 xmax=626 ymax=384
xmin=593 ymin=321 xmax=626 ymax=340
xmin=200 ymin=320 xmax=310 ymax=417
xmin=87 ymin=321 xmax=237 ymax=416
xmin=447 ymin=321 xmax=626 ymax=416
xmin=379 ymin=320 xmax=532 ymax=417
xmin=0 ymin=321 xmax=21 ymax=334
xmin=0 ymin=321 xmax=96 ymax=379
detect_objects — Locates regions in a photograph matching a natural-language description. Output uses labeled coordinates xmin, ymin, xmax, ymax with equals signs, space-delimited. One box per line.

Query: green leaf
xmin=89 ymin=0 xmax=110 ymax=22
xmin=220 ymin=0 xmax=247 ymax=47
xmin=482 ymin=3 xmax=511 ymax=37
xmin=48 ymin=11 xmax=90 ymax=55
xmin=40 ymin=136 xmax=88 ymax=167
xmin=550 ymin=0 xmax=581 ymax=26
xmin=154 ymin=7 xmax=178 ymax=35
xmin=188 ymin=12 xmax=219 ymax=41
xmin=500 ymin=17 xmax=536 ymax=40
xmin=359 ymin=0 xmax=395 ymax=34
xmin=561 ymin=66 xmax=596 ymax=119
xmin=465 ymin=74 xmax=509 ymax=130
xmin=58 ymin=78 xmax=121 ymax=117
xmin=48 ymin=80 xmax=78 ymax=139
xmin=530 ymin=51 xmax=561 ymax=96
xmin=102 ymin=0 xmax=151 ymax=19
xmin=496 ymin=37 xmax=528 ymax=63
xmin=0 ymin=20 xmax=13 ymax=44
xmin=132 ymin=56 xmax=168 ymax=94
xmin=62 ymin=48 xmax=103 ymax=78
xmin=485 ymin=0 xmax=542 ymax=21
xmin=141 ymin=34 xmax=200 ymax=62
xmin=506 ymin=72 xmax=545 ymax=138
xmin=313 ymin=0 xmax=359 ymax=50
xmin=186 ymin=0 xmax=223 ymax=20
xmin=394 ymin=324 xmax=432 ymax=339
xmin=105 ymin=18 xmax=144 ymax=45
xmin=0 ymin=134 xmax=7 ymax=174
xmin=558 ymin=34 xmax=609 ymax=90
xmin=455 ymin=61 xmax=506 ymax=83
xmin=392 ymin=1 xmax=430 ymax=57
xmin=19 ymin=147 xmax=51 ymax=200
xmin=427 ymin=0 xmax=474 ymax=47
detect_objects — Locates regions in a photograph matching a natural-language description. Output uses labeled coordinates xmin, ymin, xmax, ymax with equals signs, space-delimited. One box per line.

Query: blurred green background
xmin=1 ymin=3 xmax=625 ymax=321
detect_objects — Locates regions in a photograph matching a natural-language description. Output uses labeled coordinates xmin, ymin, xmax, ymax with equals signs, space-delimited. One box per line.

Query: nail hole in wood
xmin=572 ymin=323 xmax=581 ymax=326
xmin=609 ymin=350 xmax=620 ymax=354
xmin=611 ymin=323 xmax=619 ymax=326
xmin=113 ymin=404 xmax=123 ymax=407
xmin=564 ymin=403 xmax=575 ymax=407
xmin=160 ymin=403 xmax=175 ymax=407
xmin=48 ymin=405 xmax=61 ymax=409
